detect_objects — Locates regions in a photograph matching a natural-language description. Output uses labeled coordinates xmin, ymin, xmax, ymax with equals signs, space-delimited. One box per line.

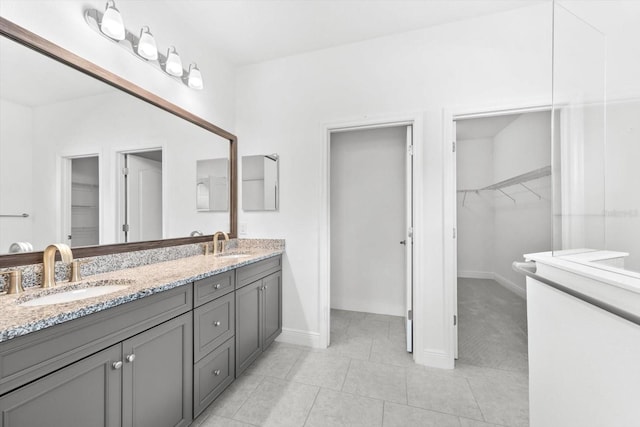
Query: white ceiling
xmin=155 ymin=0 xmax=544 ymax=65
xmin=456 ymin=114 xmax=521 ymax=140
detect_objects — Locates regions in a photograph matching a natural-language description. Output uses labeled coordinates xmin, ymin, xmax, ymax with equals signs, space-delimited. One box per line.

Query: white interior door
xmin=126 ymin=154 xmax=162 ymax=242
xmin=405 ymin=125 xmax=414 ymax=353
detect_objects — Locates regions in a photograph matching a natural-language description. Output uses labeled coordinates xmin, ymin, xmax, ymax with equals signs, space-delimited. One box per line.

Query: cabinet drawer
xmin=193 ymin=337 xmax=234 ymax=418
xmin=193 ymin=293 xmax=235 ymax=362
xmin=236 ymin=256 xmax=282 ymax=289
xmin=194 ymin=271 xmax=235 ymax=307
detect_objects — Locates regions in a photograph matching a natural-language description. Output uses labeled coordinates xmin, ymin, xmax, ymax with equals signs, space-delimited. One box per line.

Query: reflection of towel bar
xmin=0 ymin=213 xmax=29 ymax=218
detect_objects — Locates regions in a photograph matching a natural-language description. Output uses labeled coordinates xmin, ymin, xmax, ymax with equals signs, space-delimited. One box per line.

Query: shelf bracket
xmin=498 ymin=189 xmax=516 ymax=203
xmin=520 ymin=183 xmax=542 ymax=200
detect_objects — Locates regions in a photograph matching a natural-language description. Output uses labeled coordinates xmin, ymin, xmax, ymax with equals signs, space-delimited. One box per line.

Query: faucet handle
xmin=69 ymin=260 xmax=89 ymax=283
xmin=1 ymin=270 xmax=24 ymax=295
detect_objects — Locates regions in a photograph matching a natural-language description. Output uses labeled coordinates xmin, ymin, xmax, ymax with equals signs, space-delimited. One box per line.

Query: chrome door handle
xmin=400 ymin=240 xmax=406 ymax=245
xmin=213 ymin=369 xmax=221 ymax=376
xmin=112 ymin=361 xmax=123 ymax=370
xmin=125 ymin=354 xmax=136 ymax=363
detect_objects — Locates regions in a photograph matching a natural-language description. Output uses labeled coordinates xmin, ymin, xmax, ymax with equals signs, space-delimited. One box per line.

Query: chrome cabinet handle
xmin=213 ymin=321 xmax=221 ymax=327
xmin=213 ymin=369 xmax=221 ymax=376
xmin=112 ymin=361 xmax=123 ymax=370
xmin=213 ymin=283 xmax=221 ymax=289
xmin=125 ymin=354 xmax=136 ymax=363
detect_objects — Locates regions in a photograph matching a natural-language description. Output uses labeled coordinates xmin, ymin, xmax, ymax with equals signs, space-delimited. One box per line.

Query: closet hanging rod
xmin=0 ymin=213 xmax=29 ymax=218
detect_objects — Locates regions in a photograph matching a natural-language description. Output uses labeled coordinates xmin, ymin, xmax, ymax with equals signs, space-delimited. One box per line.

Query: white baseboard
xmin=276 ymin=328 xmax=322 ymax=349
xmin=458 ymin=270 xmax=494 ymax=280
xmin=493 ymin=272 xmax=526 ymax=299
xmin=458 ymin=270 xmax=526 ymax=299
xmin=416 ymin=349 xmax=454 ymax=369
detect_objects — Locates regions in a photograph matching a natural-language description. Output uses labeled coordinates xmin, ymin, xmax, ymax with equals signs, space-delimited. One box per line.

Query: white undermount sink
xmin=215 ymin=253 xmax=251 ymax=259
xmin=19 ymin=281 xmax=131 ymax=307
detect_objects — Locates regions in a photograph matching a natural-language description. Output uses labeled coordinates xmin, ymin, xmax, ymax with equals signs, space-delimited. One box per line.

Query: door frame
xmin=319 ymin=112 xmax=424 ymax=355
xmin=115 ymin=147 xmax=164 ymax=243
xmin=443 ymin=102 xmax=552 ymax=363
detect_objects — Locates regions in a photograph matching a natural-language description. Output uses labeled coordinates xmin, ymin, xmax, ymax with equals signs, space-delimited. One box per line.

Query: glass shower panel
xmin=551 ymin=2 xmax=606 ymax=256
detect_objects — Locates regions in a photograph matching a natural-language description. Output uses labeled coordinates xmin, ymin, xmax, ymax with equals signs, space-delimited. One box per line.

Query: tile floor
xmin=193 ymin=280 xmax=529 ymax=427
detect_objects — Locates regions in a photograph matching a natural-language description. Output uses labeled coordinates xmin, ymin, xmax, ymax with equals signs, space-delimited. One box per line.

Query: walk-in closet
xmin=455 ymin=110 xmax=552 ymax=372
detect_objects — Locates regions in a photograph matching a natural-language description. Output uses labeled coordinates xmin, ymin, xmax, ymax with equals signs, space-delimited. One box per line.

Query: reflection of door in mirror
xmin=196 ymin=158 xmax=229 ymax=212
xmin=67 ymin=157 xmax=99 ymax=248
xmin=242 ymin=155 xmax=279 ymax=211
xmin=122 ymin=151 xmax=163 ymax=243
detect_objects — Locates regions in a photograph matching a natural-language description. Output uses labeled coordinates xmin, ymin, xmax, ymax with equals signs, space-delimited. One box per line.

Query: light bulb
xmin=165 ymin=46 xmax=183 ymax=77
xmin=187 ymin=63 xmax=204 ymax=90
xmin=136 ymin=26 xmax=158 ymax=60
xmin=100 ymin=0 xmax=125 ymax=41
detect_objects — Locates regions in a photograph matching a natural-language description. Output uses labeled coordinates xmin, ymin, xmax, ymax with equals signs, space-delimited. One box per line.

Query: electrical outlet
xmin=239 ymin=222 xmax=248 ymax=235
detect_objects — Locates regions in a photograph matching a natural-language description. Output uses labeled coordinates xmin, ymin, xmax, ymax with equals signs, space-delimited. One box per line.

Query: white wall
xmin=456 ymin=137 xmax=494 ymax=276
xmin=235 ymin=4 xmax=553 ymax=364
xmin=604 ymin=100 xmax=640 ymax=273
xmin=330 ymin=126 xmax=406 ymax=317
xmin=0 ymin=100 xmax=33 ymax=252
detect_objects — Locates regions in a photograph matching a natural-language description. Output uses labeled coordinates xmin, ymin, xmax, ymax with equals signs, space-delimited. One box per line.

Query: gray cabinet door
xmin=262 ymin=271 xmax=282 ymax=349
xmin=122 ymin=312 xmax=193 ymax=427
xmin=0 ymin=344 xmax=121 ymax=427
xmin=235 ymin=280 xmax=263 ymax=376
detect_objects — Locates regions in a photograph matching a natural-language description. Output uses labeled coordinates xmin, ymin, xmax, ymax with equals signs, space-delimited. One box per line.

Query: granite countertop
xmin=0 ymin=249 xmax=283 ymax=343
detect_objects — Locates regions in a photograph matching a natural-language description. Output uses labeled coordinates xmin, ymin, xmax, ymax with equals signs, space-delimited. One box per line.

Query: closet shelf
xmin=458 ymin=165 xmax=551 ymax=206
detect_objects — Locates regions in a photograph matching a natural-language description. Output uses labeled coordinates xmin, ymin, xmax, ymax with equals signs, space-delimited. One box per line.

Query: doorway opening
xmin=118 ymin=149 xmax=163 ymax=243
xmin=63 ymin=156 xmax=100 ymax=248
xmin=328 ymin=124 xmax=414 ymax=357
xmin=453 ymin=109 xmax=552 ymax=371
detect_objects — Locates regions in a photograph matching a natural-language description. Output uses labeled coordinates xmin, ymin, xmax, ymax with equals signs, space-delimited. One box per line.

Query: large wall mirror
xmin=0 ymin=18 xmax=237 ymax=267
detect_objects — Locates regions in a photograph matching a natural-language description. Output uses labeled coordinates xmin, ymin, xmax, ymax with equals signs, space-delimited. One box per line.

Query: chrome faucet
xmin=212 ymin=231 xmax=229 ymax=255
xmin=42 ymin=243 xmax=73 ymax=288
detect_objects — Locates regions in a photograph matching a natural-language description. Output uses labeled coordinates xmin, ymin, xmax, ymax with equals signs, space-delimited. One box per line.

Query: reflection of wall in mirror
xmin=0 ymin=99 xmax=33 ymax=254
xmin=242 ymin=155 xmax=279 ymax=211
xmin=0 ymin=91 xmax=230 ymax=252
xmin=196 ymin=158 xmax=228 ymax=212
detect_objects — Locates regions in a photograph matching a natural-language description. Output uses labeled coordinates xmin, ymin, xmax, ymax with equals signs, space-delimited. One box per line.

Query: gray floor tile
xmin=326 ymin=333 xmax=373 ymax=360
xmin=342 ymin=359 xmax=407 ymax=404
xmin=369 ymin=337 xmax=414 ymax=368
xmin=330 ymin=315 xmax=350 ymax=335
xmin=286 ymin=352 xmax=351 ymax=390
xmin=206 ymin=374 xmax=265 ymax=418
xmin=331 ymin=308 xmax=367 ymax=321
xmin=304 ymin=388 xmax=384 ymax=427
xmin=466 ymin=370 xmax=529 ymax=427
xmin=244 ymin=343 xmax=304 ymax=379
xmin=233 ymin=377 xmax=319 ymax=427
xmin=346 ymin=318 xmax=390 ymax=339
xmin=364 ymin=313 xmax=404 ymax=323
xmin=458 ymin=417 xmax=505 ymax=427
xmin=198 ymin=415 xmax=255 ymax=427
xmin=382 ymin=401 xmax=462 ymax=427
xmin=406 ymin=366 xmax=484 ymax=420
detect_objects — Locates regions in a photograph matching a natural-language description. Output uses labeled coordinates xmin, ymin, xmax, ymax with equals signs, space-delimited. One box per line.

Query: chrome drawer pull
xmin=126 ymin=354 xmax=136 ymax=363
xmin=112 ymin=361 xmax=123 ymax=370
xmin=213 ymin=369 xmax=221 ymax=376
xmin=213 ymin=321 xmax=221 ymax=327
xmin=212 ymin=283 xmax=221 ymax=289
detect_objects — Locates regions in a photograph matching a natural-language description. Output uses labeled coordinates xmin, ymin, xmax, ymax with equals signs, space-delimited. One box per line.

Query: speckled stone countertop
xmin=0 ymin=248 xmax=283 ymax=343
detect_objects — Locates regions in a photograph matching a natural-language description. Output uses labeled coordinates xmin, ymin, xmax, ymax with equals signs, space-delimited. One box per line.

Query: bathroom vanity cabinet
xmin=235 ymin=257 xmax=283 ymax=377
xmin=0 ymin=254 xmax=282 ymax=426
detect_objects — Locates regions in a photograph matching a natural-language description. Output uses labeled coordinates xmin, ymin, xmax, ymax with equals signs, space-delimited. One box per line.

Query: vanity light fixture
xmin=100 ymin=0 xmax=125 ymax=41
xmin=164 ymin=46 xmax=183 ymax=77
xmin=136 ymin=26 xmax=158 ymax=61
xmin=186 ymin=63 xmax=204 ymax=90
xmin=85 ymin=2 xmax=204 ymax=90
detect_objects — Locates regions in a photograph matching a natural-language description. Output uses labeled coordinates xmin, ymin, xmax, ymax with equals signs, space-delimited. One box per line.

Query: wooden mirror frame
xmin=0 ymin=17 xmax=237 ymax=268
